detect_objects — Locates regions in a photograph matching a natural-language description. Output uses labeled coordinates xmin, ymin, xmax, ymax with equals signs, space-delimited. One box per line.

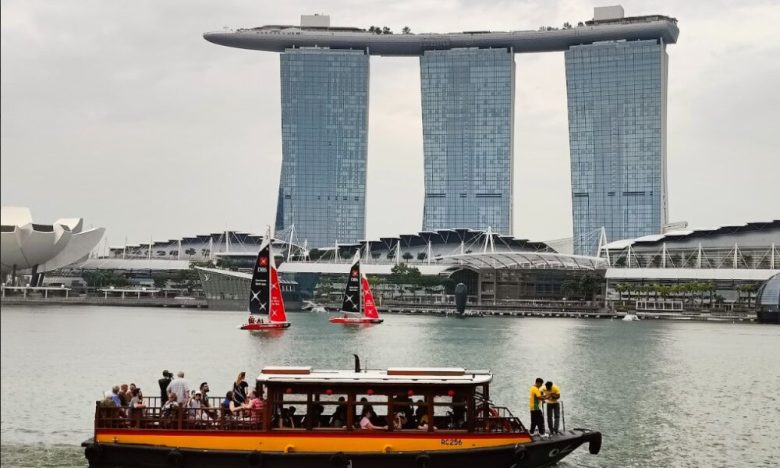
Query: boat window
xmin=309 ymin=392 xmax=349 ymax=429
xmin=355 ymin=393 xmax=389 ymax=428
xmin=269 ymin=391 xmax=307 ymax=429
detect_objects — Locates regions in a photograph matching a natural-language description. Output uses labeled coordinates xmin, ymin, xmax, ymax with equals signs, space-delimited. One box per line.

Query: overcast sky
xmin=1 ymin=0 xmax=778 ymax=249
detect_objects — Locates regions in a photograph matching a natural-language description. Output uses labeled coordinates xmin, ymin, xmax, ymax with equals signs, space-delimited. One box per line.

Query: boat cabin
xmin=256 ymin=366 xmax=524 ymax=433
xmin=93 ymin=367 xmax=526 ymax=435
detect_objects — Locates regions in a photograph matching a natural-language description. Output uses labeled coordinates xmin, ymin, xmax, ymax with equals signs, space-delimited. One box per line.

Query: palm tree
xmin=615 ymin=283 xmax=627 ymax=302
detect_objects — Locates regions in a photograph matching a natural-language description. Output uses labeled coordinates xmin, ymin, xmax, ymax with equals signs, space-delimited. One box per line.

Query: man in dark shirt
xmin=158 ymin=370 xmax=172 ymax=406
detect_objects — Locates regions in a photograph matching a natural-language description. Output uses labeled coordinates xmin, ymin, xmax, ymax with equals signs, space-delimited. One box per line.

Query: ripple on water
xmin=0 ymin=444 xmax=85 ymax=468
xmin=2 ymin=306 xmax=779 ymax=467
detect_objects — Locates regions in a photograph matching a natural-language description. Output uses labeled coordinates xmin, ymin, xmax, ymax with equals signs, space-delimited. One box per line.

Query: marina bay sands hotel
xmin=204 ymin=5 xmax=679 ymax=255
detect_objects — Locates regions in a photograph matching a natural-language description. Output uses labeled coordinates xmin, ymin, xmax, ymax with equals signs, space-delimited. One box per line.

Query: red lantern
xmin=407 ymin=389 xmax=414 ymax=397
xmin=447 ymin=389 xmax=455 ymax=397
xmin=325 ymin=389 xmax=333 ymax=395
xmin=285 ymin=387 xmax=293 ymax=394
xmin=367 ymin=389 xmax=374 ymax=396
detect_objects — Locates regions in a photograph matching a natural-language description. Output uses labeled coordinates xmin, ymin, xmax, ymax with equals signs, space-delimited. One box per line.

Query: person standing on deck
xmin=167 ymin=371 xmax=190 ymax=405
xmin=543 ymin=381 xmax=561 ymax=434
xmin=529 ymin=377 xmax=548 ymax=435
xmin=158 ymin=370 xmax=172 ymax=405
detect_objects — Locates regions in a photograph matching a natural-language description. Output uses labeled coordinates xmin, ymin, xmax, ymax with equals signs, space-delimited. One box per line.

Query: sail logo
xmin=258 ymin=256 xmax=269 ymax=266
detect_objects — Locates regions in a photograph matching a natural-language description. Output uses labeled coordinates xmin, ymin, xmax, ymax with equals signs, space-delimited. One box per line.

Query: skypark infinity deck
xmin=204 ymin=15 xmax=678 ymax=56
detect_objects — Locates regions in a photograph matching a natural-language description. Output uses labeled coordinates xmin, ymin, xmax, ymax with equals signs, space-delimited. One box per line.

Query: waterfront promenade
xmin=0 ymin=295 xmax=207 ymax=308
xmin=0 ymin=294 xmax=755 ymax=321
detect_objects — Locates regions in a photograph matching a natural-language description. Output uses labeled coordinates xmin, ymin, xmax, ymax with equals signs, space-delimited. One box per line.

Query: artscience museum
xmin=0 ymin=206 xmax=105 ymax=285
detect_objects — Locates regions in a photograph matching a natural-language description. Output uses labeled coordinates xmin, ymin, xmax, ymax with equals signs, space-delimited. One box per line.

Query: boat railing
xmin=94 ymin=397 xmax=265 ymax=432
xmin=474 ymin=406 xmax=526 ymax=433
xmin=95 ymin=396 xmax=527 ymax=435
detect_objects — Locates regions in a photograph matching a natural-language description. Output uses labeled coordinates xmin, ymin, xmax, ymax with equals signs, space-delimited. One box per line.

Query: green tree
xmin=402 ymin=26 xmax=411 ymax=34
xmin=82 ymin=271 xmax=132 ymax=288
xmin=402 ymin=252 xmax=414 ymax=261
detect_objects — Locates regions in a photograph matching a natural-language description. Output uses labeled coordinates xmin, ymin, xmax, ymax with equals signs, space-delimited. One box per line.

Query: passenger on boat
xmin=199 ymin=382 xmax=217 ymax=419
xmin=158 ymin=370 xmax=172 ymax=404
xmin=278 ymin=407 xmax=296 ymax=428
xmin=100 ymin=391 xmax=116 ymax=408
xmin=232 ymin=372 xmax=248 ymax=405
xmin=129 ymin=388 xmax=145 ymax=411
xmin=543 ymin=381 xmax=561 ymax=434
xmin=392 ymin=412 xmax=407 ymax=430
xmin=188 ymin=391 xmax=208 ymax=421
xmin=451 ymin=393 xmax=467 ymax=428
xmin=221 ymin=391 xmax=233 ymax=417
xmin=394 ymin=394 xmax=415 ymax=428
xmin=414 ymin=401 xmax=426 ymax=425
xmin=329 ymin=397 xmax=347 ymax=427
xmin=303 ymin=403 xmax=324 ymax=428
xmin=529 ymin=377 xmax=548 ymax=435
xmin=118 ymin=384 xmax=130 ymax=406
xmin=167 ymin=371 xmax=191 ymax=405
xmin=228 ymin=396 xmax=244 ymax=417
xmin=110 ymin=386 xmax=122 ymax=407
xmin=161 ymin=393 xmax=179 ymax=418
xmin=128 ymin=388 xmax=146 ymax=426
xmin=356 ymin=397 xmax=376 ymax=426
xmin=359 ymin=406 xmax=387 ymax=430
xmin=244 ymin=390 xmax=265 ymax=425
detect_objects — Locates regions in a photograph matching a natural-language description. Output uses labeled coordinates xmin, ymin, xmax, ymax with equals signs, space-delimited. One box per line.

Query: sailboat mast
xmin=359 ymin=259 xmax=363 ymax=316
xmin=267 ymin=228 xmax=273 ymax=319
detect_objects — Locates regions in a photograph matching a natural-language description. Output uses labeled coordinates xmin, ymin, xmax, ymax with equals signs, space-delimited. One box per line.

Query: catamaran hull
xmin=240 ymin=322 xmax=291 ymax=331
xmin=83 ymin=429 xmax=600 ymax=468
xmin=329 ymin=317 xmax=384 ymax=324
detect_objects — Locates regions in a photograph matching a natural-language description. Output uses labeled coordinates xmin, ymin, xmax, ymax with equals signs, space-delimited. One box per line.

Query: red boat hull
xmin=240 ymin=322 xmax=291 ymax=331
xmin=329 ymin=317 xmax=384 ymax=325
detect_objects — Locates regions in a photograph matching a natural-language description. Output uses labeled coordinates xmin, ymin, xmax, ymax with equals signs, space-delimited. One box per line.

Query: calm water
xmin=1 ymin=305 xmax=779 ymax=467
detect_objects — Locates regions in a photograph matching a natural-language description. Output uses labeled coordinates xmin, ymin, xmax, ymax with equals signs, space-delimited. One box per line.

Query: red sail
xmin=269 ymin=266 xmax=288 ymax=323
xmin=361 ymin=275 xmax=380 ymax=319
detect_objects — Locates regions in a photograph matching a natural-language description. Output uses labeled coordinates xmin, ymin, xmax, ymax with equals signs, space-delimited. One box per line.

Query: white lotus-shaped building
xmin=0 ymin=206 xmax=105 ymax=279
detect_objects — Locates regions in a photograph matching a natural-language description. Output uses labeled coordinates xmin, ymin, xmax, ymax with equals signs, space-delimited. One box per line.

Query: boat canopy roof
xmin=256 ymin=367 xmax=492 ymax=386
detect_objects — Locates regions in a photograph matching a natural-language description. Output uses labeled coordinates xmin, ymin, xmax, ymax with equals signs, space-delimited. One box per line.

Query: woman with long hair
xmin=232 ymin=372 xmax=247 ymax=405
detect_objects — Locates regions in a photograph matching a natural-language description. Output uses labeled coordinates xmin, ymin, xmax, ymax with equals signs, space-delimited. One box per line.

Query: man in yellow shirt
xmin=543 ymin=381 xmax=561 ymax=434
xmin=528 ymin=378 xmax=547 ymax=435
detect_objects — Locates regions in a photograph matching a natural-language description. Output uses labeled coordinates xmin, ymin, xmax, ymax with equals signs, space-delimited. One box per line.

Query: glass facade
xmin=277 ymin=48 xmax=369 ymax=248
xmin=419 ymin=48 xmax=514 ymax=234
xmin=566 ymin=40 xmax=668 ymax=255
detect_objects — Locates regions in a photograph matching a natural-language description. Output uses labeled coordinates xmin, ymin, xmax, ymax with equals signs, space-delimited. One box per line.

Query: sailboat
xmin=329 ymin=254 xmax=383 ymax=325
xmin=240 ymin=232 xmax=291 ymax=331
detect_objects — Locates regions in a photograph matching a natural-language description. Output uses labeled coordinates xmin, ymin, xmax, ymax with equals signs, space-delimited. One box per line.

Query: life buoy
xmin=330 ymin=452 xmax=347 ymax=468
xmin=84 ymin=444 xmax=102 ymax=464
xmin=247 ymin=450 xmax=263 ymax=467
xmin=513 ymin=446 xmax=528 ymax=463
xmin=167 ymin=449 xmax=184 ymax=467
xmin=416 ymin=452 xmax=431 ymax=468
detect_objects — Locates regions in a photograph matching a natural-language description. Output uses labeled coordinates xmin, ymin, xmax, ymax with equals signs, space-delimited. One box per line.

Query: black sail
xmin=248 ymin=240 xmax=271 ymax=316
xmin=341 ymin=258 xmax=361 ymax=313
